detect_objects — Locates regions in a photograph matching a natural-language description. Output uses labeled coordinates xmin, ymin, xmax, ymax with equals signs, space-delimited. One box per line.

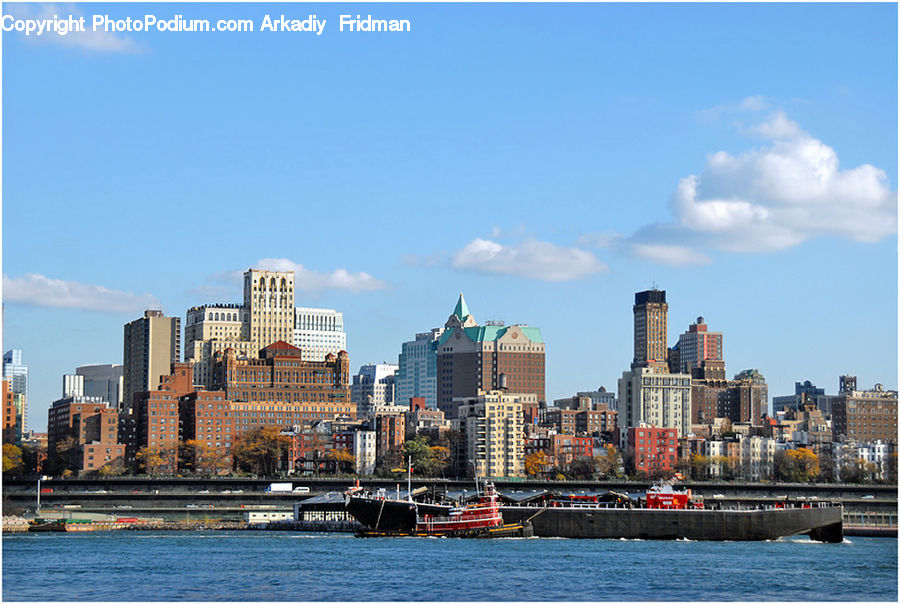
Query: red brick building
xmin=179 ymin=390 xmax=234 ymax=473
xmin=47 ymin=397 xmax=125 ymax=475
xmin=212 ymin=342 xmax=353 ymax=420
xmin=132 ymin=363 xmax=197 ymax=473
xmin=626 ymin=426 xmax=679 ymax=475
xmin=551 ymin=434 xmax=593 ymax=466
xmin=2 ymin=380 xmax=22 ymax=445
xmin=375 ymin=409 xmax=405 ymax=465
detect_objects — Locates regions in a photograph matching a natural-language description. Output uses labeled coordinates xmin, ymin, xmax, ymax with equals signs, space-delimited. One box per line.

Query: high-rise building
xmin=831 ymin=379 xmax=897 ymax=444
xmin=47 ymin=393 xmax=124 ymax=475
xmin=691 ymin=368 xmax=768 ymax=426
xmin=455 ymin=390 xmax=526 ymax=478
xmin=618 ymin=367 xmax=692 ymax=442
xmin=123 ymin=310 xmax=181 ymax=412
xmin=77 ymin=364 xmax=124 ymax=408
xmin=351 ymin=363 xmax=398 ymax=419
xmin=669 ymin=316 xmax=723 ymax=374
xmin=186 ymin=270 xmax=347 ymax=387
xmin=3 ymin=349 xmax=29 ymax=432
xmin=396 ymin=328 xmax=444 ymax=410
xmin=293 ymin=307 xmax=346 ymax=361
xmin=632 ymin=289 xmax=668 ymax=373
xmin=436 ymin=294 xmax=545 ymax=419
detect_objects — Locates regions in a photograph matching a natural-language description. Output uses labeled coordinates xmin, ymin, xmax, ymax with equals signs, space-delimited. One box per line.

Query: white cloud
xmin=451 ymin=238 xmax=607 ymax=282
xmin=5 ymin=4 xmax=141 ymax=53
xmin=2 ymin=273 xmax=161 ymax=313
xmin=254 ymin=258 xmax=388 ymax=293
xmin=629 ymin=244 xmax=711 ymax=267
xmin=630 ymin=109 xmax=897 ymax=257
xmin=744 ymin=109 xmax=805 ymax=140
xmin=696 ymin=95 xmax=770 ymax=122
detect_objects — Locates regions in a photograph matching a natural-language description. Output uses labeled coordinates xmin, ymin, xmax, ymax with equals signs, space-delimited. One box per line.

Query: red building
xmin=2 ymin=380 xmax=22 ymax=445
xmin=626 ymin=426 xmax=679 ymax=475
xmin=47 ymin=396 xmax=125 ymax=475
xmin=551 ymin=434 xmax=593 ymax=466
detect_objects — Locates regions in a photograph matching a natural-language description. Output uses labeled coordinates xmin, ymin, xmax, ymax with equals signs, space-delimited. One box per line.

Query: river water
xmin=2 ymin=532 xmax=896 ymax=601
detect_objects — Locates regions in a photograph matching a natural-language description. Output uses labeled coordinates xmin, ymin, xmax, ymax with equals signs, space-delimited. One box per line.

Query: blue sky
xmin=2 ymin=2 xmax=897 ymax=431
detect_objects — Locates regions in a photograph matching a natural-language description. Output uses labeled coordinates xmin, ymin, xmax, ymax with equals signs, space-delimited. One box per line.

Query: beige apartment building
xmin=185 ymin=269 xmax=296 ymax=387
xmin=123 ymin=310 xmax=181 ymax=412
xmin=455 ymin=390 xmax=527 ymax=478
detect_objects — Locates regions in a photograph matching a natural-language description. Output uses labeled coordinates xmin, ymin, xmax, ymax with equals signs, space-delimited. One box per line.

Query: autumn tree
xmin=524 ymin=450 xmax=550 ymax=477
xmin=49 ymin=436 xmax=79 ymax=475
xmin=232 ymin=426 xmax=291 ymax=476
xmin=595 ymin=446 xmax=623 ymax=479
xmin=775 ymin=448 xmax=820 ymax=482
xmin=2 ymin=444 xmax=24 ymax=475
xmin=97 ymin=458 xmax=126 ymax=477
xmin=689 ymin=453 xmax=711 ymax=481
xmin=325 ymin=448 xmax=356 ymax=474
xmin=136 ymin=445 xmax=167 ymax=475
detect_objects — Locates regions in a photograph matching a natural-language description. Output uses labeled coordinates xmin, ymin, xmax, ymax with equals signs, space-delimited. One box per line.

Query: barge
xmin=345 ymin=480 xmax=843 ymax=542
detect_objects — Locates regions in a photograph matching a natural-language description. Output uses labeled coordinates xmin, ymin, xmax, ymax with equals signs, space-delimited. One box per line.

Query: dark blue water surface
xmin=2 ymin=531 xmax=897 ymax=601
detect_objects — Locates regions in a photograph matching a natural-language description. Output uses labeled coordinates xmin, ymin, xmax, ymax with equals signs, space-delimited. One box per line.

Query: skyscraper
xmin=77 ymin=364 xmax=124 ymax=408
xmin=632 ymin=289 xmax=668 ymax=373
xmin=293 ymin=307 xmax=347 ymax=361
xmin=619 ymin=289 xmax=692 ymax=440
xmin=123 ymin=310 xmax=181 ymax=412
xmin=351 ymin=363 xmax=398 ymax=418
xmin=185 ymin=269 xmax=346 ymax=386
xmin=669 ymin=316 xmax=723 ymax=374
xmin=3 ymin=349 xmax=29 ymax=432
xmin=436 ymin=294 xmax=545 ymax=419
xmin=395 ymin=328 xmax=444 ymax=410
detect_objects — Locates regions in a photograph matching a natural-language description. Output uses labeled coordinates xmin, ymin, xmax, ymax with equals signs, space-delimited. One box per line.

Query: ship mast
xmin=407 ymin=456 xmax=413 ymax=502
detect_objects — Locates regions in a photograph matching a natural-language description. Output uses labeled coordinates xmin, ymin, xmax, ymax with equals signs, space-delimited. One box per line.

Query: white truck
xmin=264 ymin=482 xmax=293 ymax=493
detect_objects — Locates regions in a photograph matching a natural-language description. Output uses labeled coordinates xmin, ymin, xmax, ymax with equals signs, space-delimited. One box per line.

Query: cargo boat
xmin=346 ymin=480 xmax=843 ymax=542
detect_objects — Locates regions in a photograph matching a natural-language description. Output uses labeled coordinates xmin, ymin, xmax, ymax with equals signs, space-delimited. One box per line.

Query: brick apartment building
xmin=47 ymin=396 xmax=125 ymax=474
xmin=551 ymin=434 xmax=593 ymax=466
xmin=831 ymin=379 xmax=898 ymax=444
xmin=3 ymin=379 xmax=23 ymax=445
xmin=212 ymin=342 xmax=353 ymax=420
xmin=626 ymin=426 xmax=679 ymax=475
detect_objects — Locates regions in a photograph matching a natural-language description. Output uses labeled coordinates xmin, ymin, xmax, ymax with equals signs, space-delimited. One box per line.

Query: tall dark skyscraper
xmin=632 ymin=289 xmax=668 ymax=373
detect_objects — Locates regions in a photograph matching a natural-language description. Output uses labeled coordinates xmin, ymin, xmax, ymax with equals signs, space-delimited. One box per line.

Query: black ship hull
xmin=345 ymin=497 xmax=449 ymax=532
xmin=500 ymin=504 xmax=844 ymax=542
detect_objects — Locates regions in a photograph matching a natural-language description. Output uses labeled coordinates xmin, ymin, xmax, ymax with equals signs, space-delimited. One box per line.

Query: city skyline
xmin=2 ymin=2 xmax=897 ymax=431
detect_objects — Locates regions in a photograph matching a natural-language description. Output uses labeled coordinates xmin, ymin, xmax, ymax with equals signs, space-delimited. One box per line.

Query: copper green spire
xmin=453 ymin=293 xmax=470 ymax=320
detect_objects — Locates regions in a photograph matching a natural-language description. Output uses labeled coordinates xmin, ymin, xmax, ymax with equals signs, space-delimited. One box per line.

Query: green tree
xmin=403 ymin=436 xmax=450 ymax=477
xmin=2 ymin=444 xmax=24 ymax=475
xmin=568 ymin=456 xmax=597 ymax=480
xmin=232 ymin=426 xmax=291 ymax=476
